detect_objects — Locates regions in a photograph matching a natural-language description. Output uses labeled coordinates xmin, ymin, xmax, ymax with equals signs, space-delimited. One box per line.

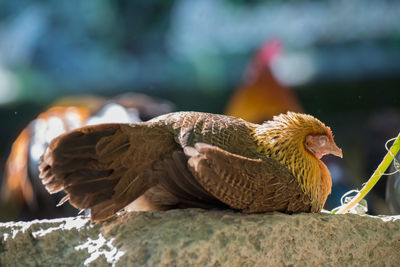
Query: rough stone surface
xmin=1 ymin=209 xmax=400 ymax=266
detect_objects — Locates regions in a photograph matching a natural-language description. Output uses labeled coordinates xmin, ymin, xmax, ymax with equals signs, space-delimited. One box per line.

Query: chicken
xmin=1 ymin=93 xmax=174 ymax=220
xmin=2 ymin=105 xmax=93 ymax=217
xmin=224 ymin=39 xmax=303 ymax=123
xmin=38 ymin=111 xmax=342 ymax=222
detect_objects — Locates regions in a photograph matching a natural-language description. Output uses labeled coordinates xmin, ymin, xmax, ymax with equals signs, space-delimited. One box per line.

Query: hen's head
xmin=304 ymin=129 xmax=342 ymax=160
xmin=254 ymin=112 xmax=342 ymax=209
xmin=256 ymin=112 xmax=342 ymax=161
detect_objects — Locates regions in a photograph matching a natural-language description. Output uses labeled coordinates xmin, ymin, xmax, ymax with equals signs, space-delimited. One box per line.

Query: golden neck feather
xmin=252 ymin=112 xmax=330 ymax=206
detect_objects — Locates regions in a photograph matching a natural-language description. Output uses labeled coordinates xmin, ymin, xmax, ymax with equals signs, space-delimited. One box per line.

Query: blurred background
xmin=1 ymin=0 xmax=400 ymax=221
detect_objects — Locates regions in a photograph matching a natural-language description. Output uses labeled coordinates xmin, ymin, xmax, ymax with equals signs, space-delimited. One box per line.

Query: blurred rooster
xmin=224 ymin=39 xmax=303 ymax=123
xmin=1 ymin=93 xmax=174 ymax=220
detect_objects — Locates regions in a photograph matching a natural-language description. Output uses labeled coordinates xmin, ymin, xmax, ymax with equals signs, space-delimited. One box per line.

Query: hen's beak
xmin=329 ymin=142 xmax=343 ymax=158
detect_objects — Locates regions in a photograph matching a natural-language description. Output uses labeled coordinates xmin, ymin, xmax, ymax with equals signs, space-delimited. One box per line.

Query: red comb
xmin=258 ymin=38 xmax=282 ymax=64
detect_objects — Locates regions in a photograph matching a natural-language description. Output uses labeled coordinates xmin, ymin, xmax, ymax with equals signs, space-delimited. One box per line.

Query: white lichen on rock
xmin=1 ymin=210 xmax=400 ymax=266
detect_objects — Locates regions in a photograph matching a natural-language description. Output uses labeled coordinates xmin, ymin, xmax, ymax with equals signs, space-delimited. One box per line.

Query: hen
xmin=224 ymin=39 xmax=303 ymax=123
xmin=39 ymin=112 xmax=342 ymax=222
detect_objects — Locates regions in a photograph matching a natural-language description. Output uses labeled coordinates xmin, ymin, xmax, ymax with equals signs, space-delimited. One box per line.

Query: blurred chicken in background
xmin=1 ymin=93 xmax=174 ymax=221
xmin=224 ymin=39 xmax=303 ymax=123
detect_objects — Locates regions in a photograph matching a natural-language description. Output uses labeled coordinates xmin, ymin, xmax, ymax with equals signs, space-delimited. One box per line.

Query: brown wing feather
xmin=150 ymin=150 xmax=227 ymax=209
xmin=185 ymin=143 xmax=313 ymax=213
xmin=39 ymin=117 xmax=227 ymax=222
xmin=39 ymin=123 xmax=179 ymax=221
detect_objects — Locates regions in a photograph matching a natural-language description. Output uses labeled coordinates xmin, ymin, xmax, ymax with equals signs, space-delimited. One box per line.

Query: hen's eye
xmin=319 ymin=137 xmax=326 ymax=146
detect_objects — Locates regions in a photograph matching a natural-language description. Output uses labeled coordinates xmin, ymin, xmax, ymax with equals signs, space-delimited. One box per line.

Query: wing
xmin=39 ymin=123 xmax=179 ymax=221
xmin=154 ymin=111 xmax=261 ymax=158
xmin=147 ymin=150 xmax=229 ymax=209
xmin=184 ymin=143 xmax=313 ymax=213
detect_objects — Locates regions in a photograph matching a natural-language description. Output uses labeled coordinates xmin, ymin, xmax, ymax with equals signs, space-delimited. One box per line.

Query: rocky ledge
xmin=1 ymin=210 xmax=399 ymax=266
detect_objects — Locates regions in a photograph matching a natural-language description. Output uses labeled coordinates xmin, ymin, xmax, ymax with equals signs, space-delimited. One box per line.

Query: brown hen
xmin=39 ymin=112 xmax=342 ymax=222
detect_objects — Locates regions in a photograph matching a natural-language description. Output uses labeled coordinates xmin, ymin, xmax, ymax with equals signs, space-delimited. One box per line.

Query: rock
xmin=1 ymin=209 xmax=400 ymax=266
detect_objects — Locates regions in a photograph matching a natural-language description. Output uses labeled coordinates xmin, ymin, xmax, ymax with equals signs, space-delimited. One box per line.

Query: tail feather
xmin=39 ymin=124 xmax=123 ymax=211
xmin=39 ymin=123 xmax=165 ymax=222
xmin=69 ymin=191 xmax=112 ymax=210
xmin=97 ymin=134 xmax=130 ymax=160
xmin=91 ymin=200 xmax=122 ymax=221
xmin=63 ymin=169 xmax=115 ymax=189
xmin=49 ymin=159 xmax=108 ymax=177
